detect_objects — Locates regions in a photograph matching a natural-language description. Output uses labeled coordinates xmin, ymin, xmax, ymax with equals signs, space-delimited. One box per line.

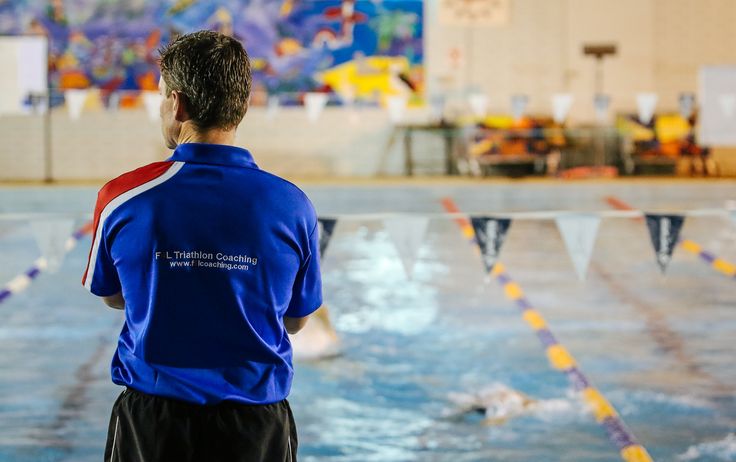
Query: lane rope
xmin=440 ymin=197 xmax=653 ymax=462
xmin=0 ymin=223 xmax=92 ymax=306
xmin=604 ymin=197 xmax=736 ymax=279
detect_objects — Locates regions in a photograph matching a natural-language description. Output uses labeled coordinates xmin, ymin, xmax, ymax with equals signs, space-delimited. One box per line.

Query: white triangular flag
xmin=551 ymin=93 xmax=573 ymax=124
xmin=468 ymin=93 xmax=488 ymax=118
xmin=340 ymin=82 xmax=356 ymax=107
xmin=108 ymin=91 xmax=121 ymax=112
xmin=725 ymin=200 xmax=736 ymax=226
xmin=555 ymin=214 xmax=601 ymax=281
xmin=142 ymin=91 xmax=162 ymax=122
xmin=266 ymin=95 xmax=280 ymax=121
xmin=678 ymin=92 xmax=695 ymax=119
xmin=594 ymin=94 xmax=611 ymax=122
xmin=511 ymin=94 xmax=528 ymax=121
xmin=386 ymin=94 xmax=408 ymax=124
xmin=340 ymin=86 xmax=359 ymax=124
xmin=636 ymin=92 xmax=658 ymax=124
xmin=429 ymin=94 xmax=446 ymax=120
xmin=718 ymin=93 xmax=736 ymax=119
xmin=30 ymin=218 xmax=75 ymax=274
xmin=65 ymin=89 xmax=88 ymax=120
xmin=305 ymin=92 xmax=328 ymax=122
xmin=384 ymin=216 xmax=429 ymax=279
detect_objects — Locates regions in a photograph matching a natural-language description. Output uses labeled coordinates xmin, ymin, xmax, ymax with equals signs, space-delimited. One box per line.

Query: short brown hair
xmin=159 ymin=30 xmax=251 ymax=131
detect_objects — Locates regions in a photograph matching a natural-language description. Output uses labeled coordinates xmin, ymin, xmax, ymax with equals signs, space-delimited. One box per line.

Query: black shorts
xmin=105 ymin=388 xmax=298 ymax=462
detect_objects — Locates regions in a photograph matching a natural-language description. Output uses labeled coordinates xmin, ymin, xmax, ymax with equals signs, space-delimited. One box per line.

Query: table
xmin=392 ymin=121 xmax=460 ymax=176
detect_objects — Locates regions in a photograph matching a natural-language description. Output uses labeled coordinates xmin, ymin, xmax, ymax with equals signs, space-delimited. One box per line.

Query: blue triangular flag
xmin=317 ymin=218 xmax=338 ymax=259
xmin=470 ymin=216 xmax=512 ymax=273
xmin=645 ymin=214 xmax=685 ymax=274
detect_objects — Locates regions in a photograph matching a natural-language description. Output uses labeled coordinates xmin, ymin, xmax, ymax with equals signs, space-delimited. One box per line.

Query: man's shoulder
xmin=250 ymin=168 xmax=313 ymax=205
xmin=96 ymin=161 xmax=178 ymax=212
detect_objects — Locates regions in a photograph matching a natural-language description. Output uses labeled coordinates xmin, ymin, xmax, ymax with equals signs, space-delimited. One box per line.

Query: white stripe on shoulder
xmin=84 ymin=162 xmax=184 ymax=290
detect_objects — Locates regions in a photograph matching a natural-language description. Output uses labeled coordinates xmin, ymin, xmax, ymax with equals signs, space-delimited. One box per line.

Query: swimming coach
xmin=82 ymin=30 xmax=321 ymax=461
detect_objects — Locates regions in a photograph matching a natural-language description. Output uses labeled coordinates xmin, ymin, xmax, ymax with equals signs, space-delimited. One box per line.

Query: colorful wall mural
xmin=0 ymin=0 xmax=423 ymax=102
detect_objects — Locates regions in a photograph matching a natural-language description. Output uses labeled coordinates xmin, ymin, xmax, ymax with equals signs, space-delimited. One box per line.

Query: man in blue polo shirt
xmin=82 ymin=30 xmax=321 ymax=461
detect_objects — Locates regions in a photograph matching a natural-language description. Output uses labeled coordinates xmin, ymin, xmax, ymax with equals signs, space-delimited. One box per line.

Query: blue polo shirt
xmin=82 ymin=143 xmax=322 ymax=405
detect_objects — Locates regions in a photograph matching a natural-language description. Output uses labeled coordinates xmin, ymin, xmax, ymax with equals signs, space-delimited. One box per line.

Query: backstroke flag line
xmin=30 ymin=218 xmax=76 ymax=274
xmin=556 ymin=214 xmax=601 ymax=281
xmin=470 ymin=216 xmax=511 ymax=274
xmin=645 ymin=214 xmax=685 ymax=274
xmin=384 ymin=216 xmax=429 ymax=279
xmin=317 ymin=217 xmax=338 ymax=259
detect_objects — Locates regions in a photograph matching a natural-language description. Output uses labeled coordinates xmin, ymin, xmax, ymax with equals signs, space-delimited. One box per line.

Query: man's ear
xmin=171 ymin=90 xmax=190 ymax=123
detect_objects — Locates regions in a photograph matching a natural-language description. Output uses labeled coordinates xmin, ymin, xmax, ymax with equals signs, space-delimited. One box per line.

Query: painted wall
xmin=0 ymin=108 xmax=425 ymax=180
xmin=428 ymin=0 xmax=736 ymax=121
xmin=0 ymin=0 xmax=423 ymax=100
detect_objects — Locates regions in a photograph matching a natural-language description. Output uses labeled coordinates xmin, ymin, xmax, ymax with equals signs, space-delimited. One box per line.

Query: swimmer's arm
xmin=101 ymin=292 xmax=125 ymax=310
xmin=284 ymin=315 xmax=309 ymax=334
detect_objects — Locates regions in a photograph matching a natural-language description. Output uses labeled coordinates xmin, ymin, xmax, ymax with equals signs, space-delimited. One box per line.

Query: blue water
xmin=1 ymin=182 xmax=735 ymax=461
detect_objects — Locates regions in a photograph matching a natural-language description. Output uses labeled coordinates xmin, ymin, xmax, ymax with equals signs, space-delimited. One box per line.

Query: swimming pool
xmin=1 ymin=181 xmax=735 ymax=461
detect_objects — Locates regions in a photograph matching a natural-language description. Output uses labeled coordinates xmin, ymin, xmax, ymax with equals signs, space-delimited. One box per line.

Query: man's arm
xmin=102 ymin=291 xmax=126 ymax=310
xmin=284 ymin=315 xmax=309 ymax=334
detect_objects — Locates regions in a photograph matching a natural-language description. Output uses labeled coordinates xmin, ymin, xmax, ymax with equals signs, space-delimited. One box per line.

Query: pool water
xmin=0 ymin=181 xmax=735 ymax=461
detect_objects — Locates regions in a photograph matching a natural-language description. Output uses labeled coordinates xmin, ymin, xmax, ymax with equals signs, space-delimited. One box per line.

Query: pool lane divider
xmin=0 ymin=222 xmax=92 ymax=306
xmin=440 ymin=197 xmax=653 ymax=462
xmin=605 ymin=196 xmax=736 ymax=278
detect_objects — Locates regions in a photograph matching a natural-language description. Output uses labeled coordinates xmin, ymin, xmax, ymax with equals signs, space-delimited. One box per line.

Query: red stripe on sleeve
xmin=82 ymin=161 xmax=174 ymax=286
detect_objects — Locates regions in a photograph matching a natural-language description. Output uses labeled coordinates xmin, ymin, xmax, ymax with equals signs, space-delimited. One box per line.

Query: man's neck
xmin=177 ymin=121 xmax=237 ymax=146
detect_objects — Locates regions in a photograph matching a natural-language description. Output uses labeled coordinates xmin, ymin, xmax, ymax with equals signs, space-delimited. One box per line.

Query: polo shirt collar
xmin=168 ymin=143 xmax=258 ymax=169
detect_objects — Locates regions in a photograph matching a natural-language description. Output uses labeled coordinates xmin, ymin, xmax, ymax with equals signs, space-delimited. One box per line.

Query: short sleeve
xmin=83 ymin=221 xmax=121 ymax=297
xmin=285 ymin=222 xmax=323 ymax=318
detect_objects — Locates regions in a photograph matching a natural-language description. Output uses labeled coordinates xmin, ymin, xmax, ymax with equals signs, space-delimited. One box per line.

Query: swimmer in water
xmin=446 ymin=383 xmax=539 ymax=425
xmin=290 ymin=305 xmax=341 ymax=361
